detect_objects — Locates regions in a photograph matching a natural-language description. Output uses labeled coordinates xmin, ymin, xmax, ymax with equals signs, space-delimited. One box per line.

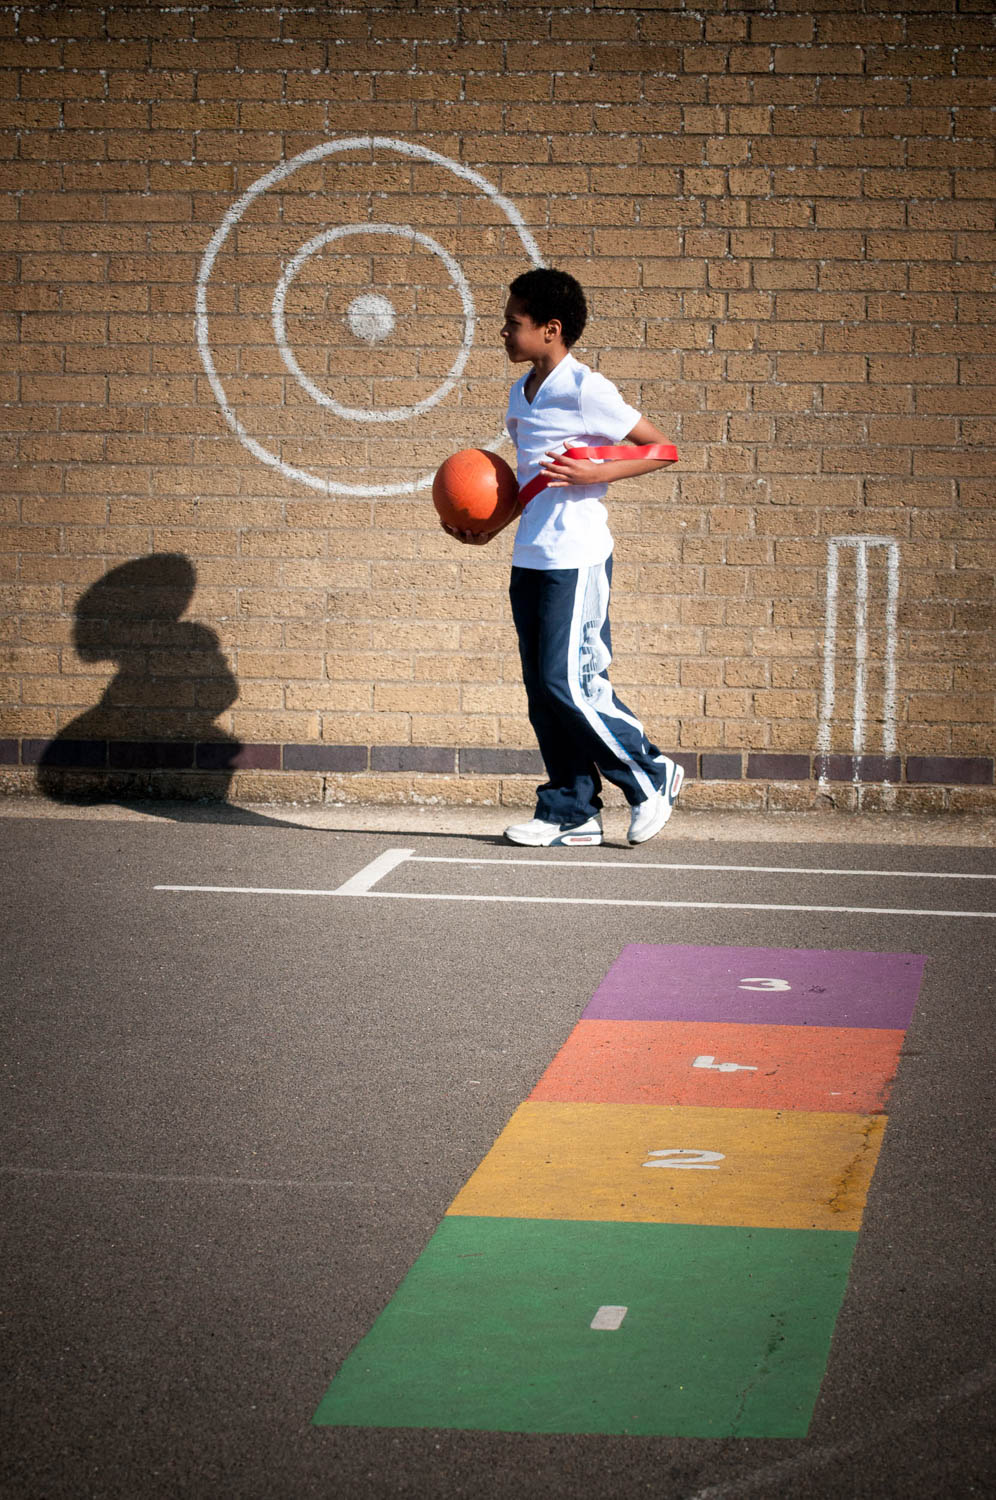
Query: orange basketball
xmin=432 ymin=448 xmax=520 ymax=534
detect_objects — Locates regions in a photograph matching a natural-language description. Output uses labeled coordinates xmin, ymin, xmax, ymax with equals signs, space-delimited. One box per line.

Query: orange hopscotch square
xmin=529 ymin=1020 xmax=904 ymax=1114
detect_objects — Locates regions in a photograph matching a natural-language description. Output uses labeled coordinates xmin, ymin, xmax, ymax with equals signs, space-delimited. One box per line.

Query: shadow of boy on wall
xmin=36 ymin=554 xmax=279 ymax=823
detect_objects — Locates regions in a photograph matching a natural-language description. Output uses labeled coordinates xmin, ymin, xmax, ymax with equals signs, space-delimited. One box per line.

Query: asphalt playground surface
xmin=1 ymin=801 xmax=994 ymax=1499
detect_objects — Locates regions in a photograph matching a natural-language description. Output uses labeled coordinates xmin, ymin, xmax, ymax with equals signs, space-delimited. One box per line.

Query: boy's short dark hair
xmin=509 ymin=267 xmax=587 ymax=348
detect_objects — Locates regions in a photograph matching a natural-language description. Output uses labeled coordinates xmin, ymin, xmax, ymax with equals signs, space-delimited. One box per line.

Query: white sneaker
xmin=628 ymin=758 xmax=684 ymax=844
xmin=504 ymin=815 xmax=603 ymax=847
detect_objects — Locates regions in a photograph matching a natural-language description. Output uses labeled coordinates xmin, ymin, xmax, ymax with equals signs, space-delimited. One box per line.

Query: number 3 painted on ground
xmin=643 ymin=1149 xmax=725 ymax=1170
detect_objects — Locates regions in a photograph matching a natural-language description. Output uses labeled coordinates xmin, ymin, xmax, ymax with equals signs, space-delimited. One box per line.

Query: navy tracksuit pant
xmin=509 ymin=558 xmax=667 ymax=827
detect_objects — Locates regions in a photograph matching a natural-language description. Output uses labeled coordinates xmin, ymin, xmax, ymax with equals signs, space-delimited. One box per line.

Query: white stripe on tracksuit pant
xmin=509 ymin=557 xmax=667 ymax=828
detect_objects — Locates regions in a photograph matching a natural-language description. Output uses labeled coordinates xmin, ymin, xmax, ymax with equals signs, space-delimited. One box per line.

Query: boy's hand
xmin=539 ymin=429 xmax=676 ymax=491
xmin=439 ymin=520 xmax=498 ymax=545
xmin=539 ymin=445 xmax=602 ymax=488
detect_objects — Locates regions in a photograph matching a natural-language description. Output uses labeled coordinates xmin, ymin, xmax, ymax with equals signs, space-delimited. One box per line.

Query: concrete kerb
xmin=1 ymin=795 xmax=994 ymax=848
xmin=4 ymin=765 xmax=996 ymax=818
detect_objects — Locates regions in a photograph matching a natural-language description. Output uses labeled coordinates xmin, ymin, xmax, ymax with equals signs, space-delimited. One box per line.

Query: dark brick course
xmin=195 ymin=742 xmax=280 ymax=771
xmin=283 ymin=744 xmax=368 ymax=773
xmin=701 ymin=753 xmax=743 ymax=781
xmin=459 ymin=748 xmax=544 ymax=775
xmin=746 ymin=753 xmax=812 ymax=781
xmin=816 ymin=755 xmax=903 ymax=784
xmin=23 ymin=738 xmax=107 ymax=768
xmin=906 ymin=756 xmax=993 ymax=787
xmin=10 ymin=740 xmax=995 ymax=791
xmin=370 ymin=746 xmax=458 ymax=773
xmin=109 ymin=741 xmax=195 ymax=770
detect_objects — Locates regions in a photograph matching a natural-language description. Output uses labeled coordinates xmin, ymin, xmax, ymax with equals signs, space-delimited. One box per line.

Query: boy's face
xmin=500 ymin=295 xmax=559 ymax=364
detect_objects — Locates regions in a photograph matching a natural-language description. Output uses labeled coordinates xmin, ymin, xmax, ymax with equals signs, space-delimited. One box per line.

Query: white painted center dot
xmin=347 ymin=293 xmax=396 ymax=344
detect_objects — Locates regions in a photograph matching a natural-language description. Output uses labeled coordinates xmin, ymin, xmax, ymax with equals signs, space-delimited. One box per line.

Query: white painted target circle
xmin=195 ymin=135 xmax=544 ymax=497
xmin=271 ymin=223 xmax=475 ymax=424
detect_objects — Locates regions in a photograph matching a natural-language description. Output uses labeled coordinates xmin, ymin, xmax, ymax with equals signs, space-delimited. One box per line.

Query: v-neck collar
xmin=522 ymin=352 xmax=573 ymax=406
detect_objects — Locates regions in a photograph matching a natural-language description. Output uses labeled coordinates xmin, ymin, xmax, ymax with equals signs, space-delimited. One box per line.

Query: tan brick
xmin=230 ymin=711 xmax=319 ymax=741
xmin=909 ymin=693 xmax=993 ymax=724
xmin=369 ymin=680 xmax=461 ymax=716
xmin=719 ymin=716 xmax=770 ymax=749
xmin=945 ymin=788 xmax=996 ymax=814
xmin=767 ymin=783 xmax=827 ymax=813
xmin=285 ymin=683 xmax=371 ymax=713
xmin=723 ymin=659 xmax=769 ymax=689
xmin=681 ymin=780 xmax=766 ymax=811
xmin=324 ymin=773 xmax=504 ymax=808
xmin=239 ymin=652 xmax=325 ymax=681
xmin=415 ymin=654 xmax=498 ymax=683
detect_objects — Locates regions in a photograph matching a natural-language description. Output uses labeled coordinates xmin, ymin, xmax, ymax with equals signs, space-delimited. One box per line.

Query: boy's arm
xmin=539 ymin=416 xmax=675 ymax=488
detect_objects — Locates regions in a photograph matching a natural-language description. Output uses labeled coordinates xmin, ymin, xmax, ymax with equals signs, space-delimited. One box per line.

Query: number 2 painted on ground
xmin=643 ymin=1149 xmax=725 ymax=1170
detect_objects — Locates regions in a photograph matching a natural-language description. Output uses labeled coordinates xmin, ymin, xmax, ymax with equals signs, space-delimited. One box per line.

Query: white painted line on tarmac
xmin=411 ymin=856 xmax=996 ymax=882
xmin=154 ymin=845 xmax=994 ymax=916
xmin=154 ymin=884 xmax=996 ymax=918
xmin=154 ymin=848 xmax=415 ymax=900
xmin=359 ymin=891 xmax=994 ymax=917
xmin=0 ymin=1165 xmax=369 ymax=1190
xmin=332 ymin=847 xmax=414 ymax=894
xmin=155 ymin=883 xmax=352 ymax=897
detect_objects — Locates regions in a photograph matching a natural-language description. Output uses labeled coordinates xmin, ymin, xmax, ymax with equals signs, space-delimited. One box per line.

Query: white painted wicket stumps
xmin=817 ymin=536 xmax=901 ymax=787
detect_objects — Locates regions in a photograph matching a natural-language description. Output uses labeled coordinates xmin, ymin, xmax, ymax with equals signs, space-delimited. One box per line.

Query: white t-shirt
xmin=506 ymin=353 xmax=642 ymax=570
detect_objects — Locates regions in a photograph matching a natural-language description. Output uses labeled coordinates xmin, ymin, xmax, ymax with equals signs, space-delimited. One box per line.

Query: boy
xmin=441 ymin=266 xmax=682 ymax=848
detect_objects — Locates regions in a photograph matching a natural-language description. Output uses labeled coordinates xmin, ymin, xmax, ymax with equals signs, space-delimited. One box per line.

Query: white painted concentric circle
xmin=271 ymin=223 xmax=475 ymax=424
xmin=195 ymin=135 xmax=544 ymax=497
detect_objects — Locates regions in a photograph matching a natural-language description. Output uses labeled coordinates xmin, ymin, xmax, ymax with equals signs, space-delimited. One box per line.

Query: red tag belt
xmin=517 ymin=442 xmax=678 ymax=507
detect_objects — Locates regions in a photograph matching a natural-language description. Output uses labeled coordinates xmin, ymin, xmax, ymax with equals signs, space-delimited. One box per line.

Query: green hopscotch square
xmin=313 ymin=1216 xmax=857 ymax=1438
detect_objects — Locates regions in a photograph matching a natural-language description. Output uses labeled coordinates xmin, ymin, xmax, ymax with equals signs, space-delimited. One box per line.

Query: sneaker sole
xmin=628 ymin=765 xmax=684 ymax=845
xmin=505 ymin=829 xmax=603 ymax=847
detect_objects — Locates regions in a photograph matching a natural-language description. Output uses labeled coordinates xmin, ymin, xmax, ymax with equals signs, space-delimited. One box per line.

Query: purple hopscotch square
xmin=583 ymin=945 xmax=927 ymax=1031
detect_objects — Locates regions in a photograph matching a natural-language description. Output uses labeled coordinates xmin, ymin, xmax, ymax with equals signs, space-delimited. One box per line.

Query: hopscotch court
xmin=158 ymin=841 xmax=995 ymax=1440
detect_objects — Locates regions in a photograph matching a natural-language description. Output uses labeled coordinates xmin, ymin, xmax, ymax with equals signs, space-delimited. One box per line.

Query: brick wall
xmin=2 ymin=0 xmax=994 ymax=813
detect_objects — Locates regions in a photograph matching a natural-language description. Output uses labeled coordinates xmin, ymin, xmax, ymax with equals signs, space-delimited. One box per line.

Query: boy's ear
xmin=544 ymin=317 xmax=563 ymax=343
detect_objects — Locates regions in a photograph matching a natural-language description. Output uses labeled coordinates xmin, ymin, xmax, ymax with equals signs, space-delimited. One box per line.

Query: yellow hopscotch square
xmin=446 ymin=1101 xmax=886 ymax=1232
